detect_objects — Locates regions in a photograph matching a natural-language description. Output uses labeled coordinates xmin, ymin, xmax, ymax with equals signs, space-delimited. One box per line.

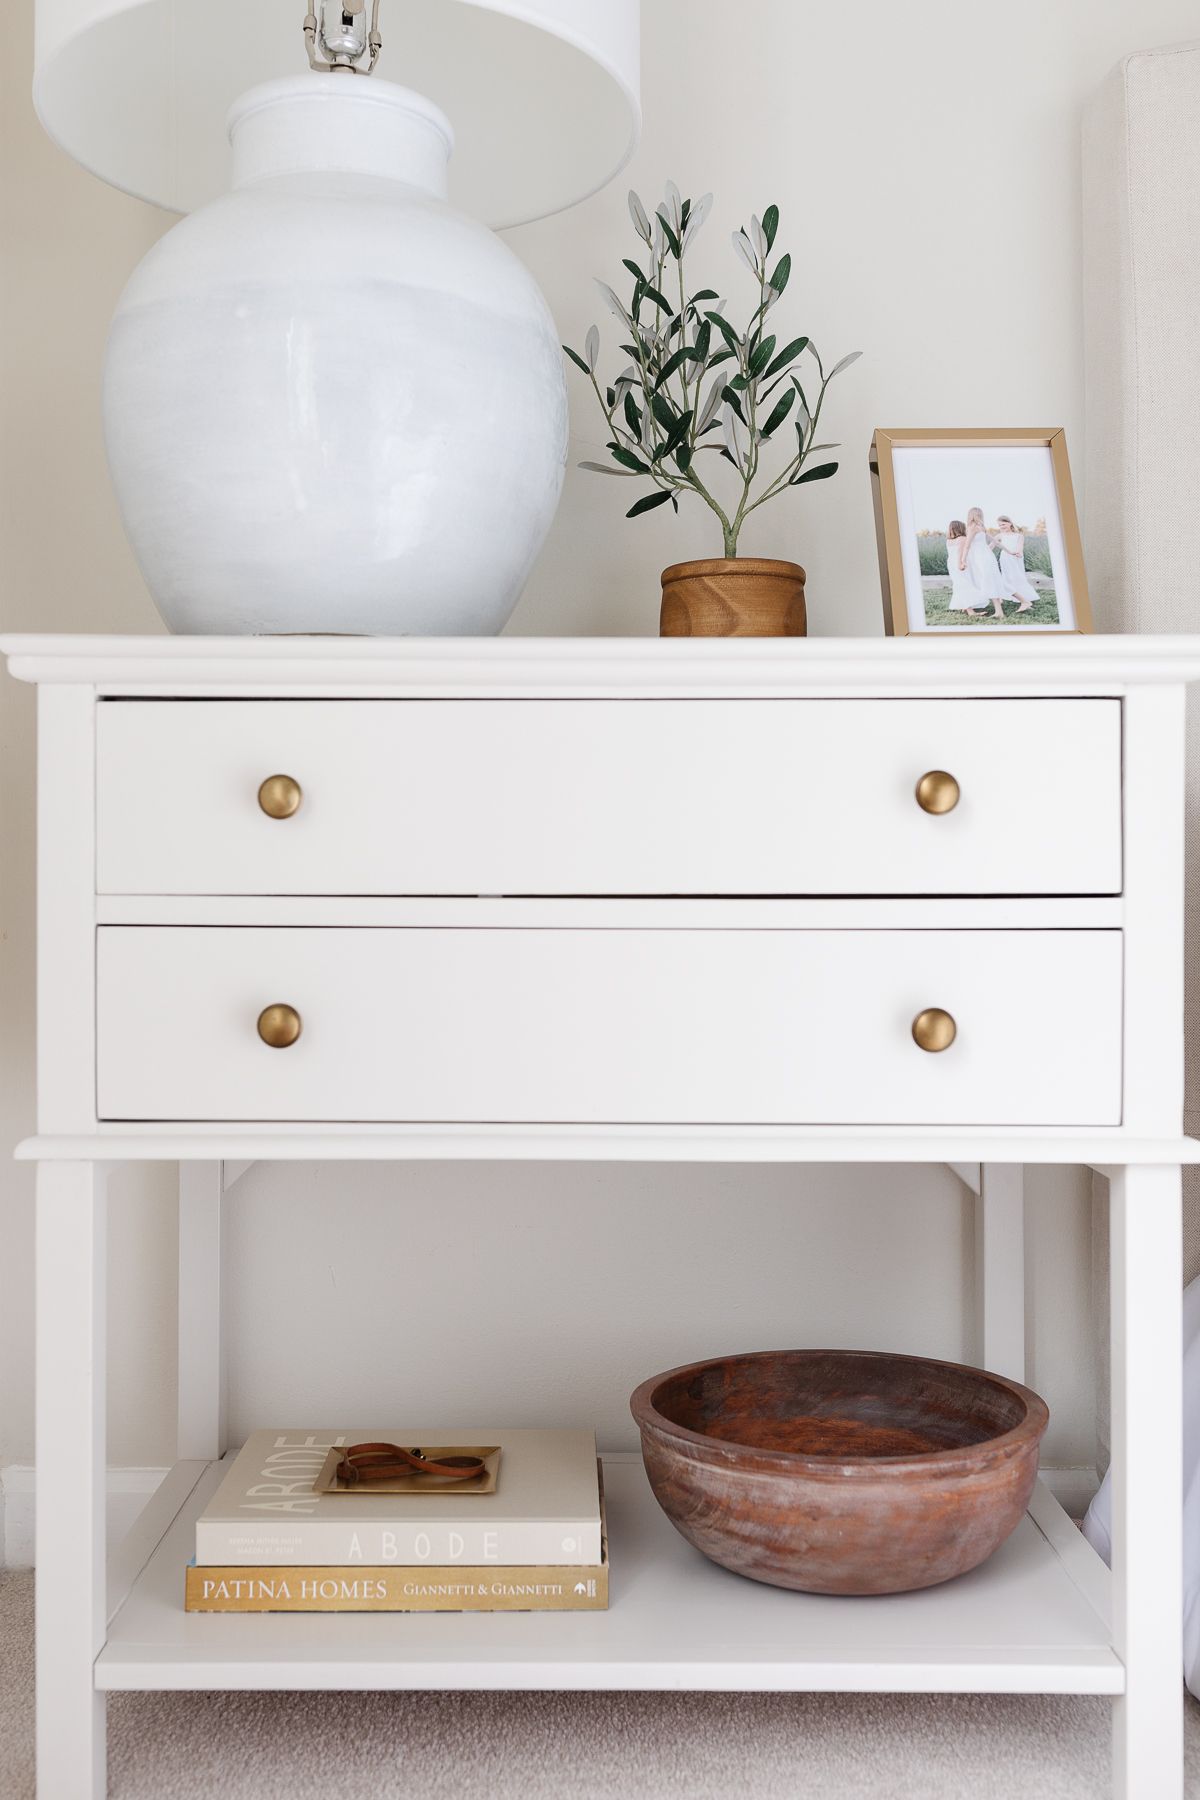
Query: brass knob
xmin=912 ymin=1008 xmax=957 ymax=1053
xmin=915 ymin=770 xmax=960 ymax=815
xmin=258 ymin=774 xmax=302 ymax=819
xmin=257 ymin=1003 xmax=302 ymax=1049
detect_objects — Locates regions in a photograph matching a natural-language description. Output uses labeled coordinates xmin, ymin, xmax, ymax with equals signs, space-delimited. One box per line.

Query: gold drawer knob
xmin=912 ymin=1008 xmax=957 ymax=1053
xmin=258 ymin=774 xmax=302 ymax=819
xmin=915 ymin=770 xmax=960 ymax=815
xmin=257 ymin=1003 xmax=302 ymax=1049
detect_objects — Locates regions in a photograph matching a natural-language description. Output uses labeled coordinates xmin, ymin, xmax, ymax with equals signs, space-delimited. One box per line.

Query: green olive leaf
xmin=748 ymin=335 xmax=777 ymax=378
xmin=627 ymin=489 xmax=674 ymax=518
xmin=760 ymin=386 xmax=797 ymax=439
xmin=608 ymin=444 xmax=651 ymax=474
xmin=791 ymin=461 xmax=839 ymax=485
xmin=764 ymin=336 xmax=809 ymax=379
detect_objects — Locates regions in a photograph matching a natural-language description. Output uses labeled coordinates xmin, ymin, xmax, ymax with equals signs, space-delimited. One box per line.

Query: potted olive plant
xmin=564 ymin=184 xmax=860 ymax=636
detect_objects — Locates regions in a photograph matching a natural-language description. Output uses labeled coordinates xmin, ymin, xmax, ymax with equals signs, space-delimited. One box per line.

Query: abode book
xmin=195 ymin=1428 xmax=603 ymax=1566
xmin=185 ymin=1506 xmax=610 ymax=1613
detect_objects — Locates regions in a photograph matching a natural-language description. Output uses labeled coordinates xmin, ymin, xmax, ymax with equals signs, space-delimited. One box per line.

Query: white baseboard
xmin=1 ymin=1465 xmax=168 ymax=1568
xmin=0 ymin=1461 xmax=1101 ymax=1571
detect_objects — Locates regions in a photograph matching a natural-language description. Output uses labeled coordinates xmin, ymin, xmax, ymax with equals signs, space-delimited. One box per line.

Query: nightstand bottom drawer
xmin=96 ymin=927 xmax=1122 ymax=1126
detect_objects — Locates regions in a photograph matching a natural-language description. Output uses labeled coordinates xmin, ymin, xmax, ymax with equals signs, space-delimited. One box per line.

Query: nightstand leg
xmin=976 ymin=1163 xmax=1026 ymax=1381
xmin=177 ymin=1161 xmax=227 ymax=1461
xmin=35 ymin=1161 xmax=109 ymax=1800
xmin=1109 ymin=1164 xmax=1183 ymax=1800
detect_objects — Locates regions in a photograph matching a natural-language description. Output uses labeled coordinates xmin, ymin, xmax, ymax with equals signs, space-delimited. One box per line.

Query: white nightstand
xmin=6 ymin=632 xmax=1199 ymax=1800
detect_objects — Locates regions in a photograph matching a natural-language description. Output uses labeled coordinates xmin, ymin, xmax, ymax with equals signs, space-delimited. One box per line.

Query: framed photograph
xmin=870 ymin=428 xmax=1092 ymax=636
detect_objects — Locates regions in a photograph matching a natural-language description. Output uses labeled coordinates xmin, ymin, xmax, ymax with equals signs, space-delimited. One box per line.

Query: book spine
xmin=194 ymin=1517 xmax=603 ymax=1567
xmin=186 ymin=1562 xmax=608 ymax=1613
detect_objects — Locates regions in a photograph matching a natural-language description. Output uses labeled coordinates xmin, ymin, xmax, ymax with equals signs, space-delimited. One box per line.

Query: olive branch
xmin=564 ymin=182 xmax=861 ymax=559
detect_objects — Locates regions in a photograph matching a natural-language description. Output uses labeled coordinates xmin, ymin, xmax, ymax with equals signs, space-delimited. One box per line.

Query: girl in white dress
xmin=995 ymin=514 xmax=1037 ymax=613
xmin=944 ymin=519 xmax=986 ymax=614
xmin=962 ymin=506 xmax=1007 ymax=620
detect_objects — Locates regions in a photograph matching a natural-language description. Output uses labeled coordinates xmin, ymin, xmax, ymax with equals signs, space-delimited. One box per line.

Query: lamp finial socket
xmin=303 ymin=0 xmax=383 ymax=75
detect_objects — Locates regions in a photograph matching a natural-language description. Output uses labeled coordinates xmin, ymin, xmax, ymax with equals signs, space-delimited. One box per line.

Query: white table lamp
xmin=32 ymin=0 xmax=642 ymax=635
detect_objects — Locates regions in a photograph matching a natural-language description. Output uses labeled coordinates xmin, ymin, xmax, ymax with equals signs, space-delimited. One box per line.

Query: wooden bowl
xmin=630 ymin=1349 xmax=1049 ymax=1595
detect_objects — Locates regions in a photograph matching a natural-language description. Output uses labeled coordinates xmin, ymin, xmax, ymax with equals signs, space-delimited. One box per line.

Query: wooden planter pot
xmin=659 ymin=557 xmax=807 ymax=638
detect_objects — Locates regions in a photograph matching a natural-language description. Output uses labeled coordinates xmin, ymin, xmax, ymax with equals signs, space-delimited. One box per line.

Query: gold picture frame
xmin=870 ymin=427 xmax=1092 ymax=636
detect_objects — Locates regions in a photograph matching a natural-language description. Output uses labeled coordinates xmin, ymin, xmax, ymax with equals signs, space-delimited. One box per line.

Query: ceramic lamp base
xmin=102 ymin=78 xmax=567 ymax=637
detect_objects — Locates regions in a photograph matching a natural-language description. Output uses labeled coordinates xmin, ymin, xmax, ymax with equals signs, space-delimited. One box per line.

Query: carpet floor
xmin=4 ymin=1571 xmax=1200 ymax=1799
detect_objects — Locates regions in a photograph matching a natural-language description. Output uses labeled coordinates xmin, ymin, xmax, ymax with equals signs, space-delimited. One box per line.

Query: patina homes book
xmin=195 ymin=1429 xmax=602 ymax=1566
xmin=184 ymin=1493 xmax=610 ymax=1612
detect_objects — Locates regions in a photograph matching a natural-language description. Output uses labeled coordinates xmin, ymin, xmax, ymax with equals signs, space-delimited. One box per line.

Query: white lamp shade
xmin=34 ymin=0 xmax=641 ymax=226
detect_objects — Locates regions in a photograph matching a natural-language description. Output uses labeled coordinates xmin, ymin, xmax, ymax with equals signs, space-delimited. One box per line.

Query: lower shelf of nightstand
xmin=95 ymin=1455 xmax=1121 ymax=1696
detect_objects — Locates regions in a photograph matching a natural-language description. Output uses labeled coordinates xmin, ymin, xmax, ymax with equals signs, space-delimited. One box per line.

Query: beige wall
xmin=1 ymin=0 xmax=177 ymax=1474
xmin=4 ymin=0 xmax=1198 ymax=1481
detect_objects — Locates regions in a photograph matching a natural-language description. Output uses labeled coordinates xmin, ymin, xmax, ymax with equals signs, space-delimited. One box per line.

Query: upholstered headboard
xmin=1084 ymin=41 xmax=1200 ymax=1281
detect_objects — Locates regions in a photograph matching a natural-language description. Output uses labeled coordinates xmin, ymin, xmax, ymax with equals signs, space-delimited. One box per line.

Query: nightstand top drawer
xmin=95 ymin=697 xmax=1121 ymax=898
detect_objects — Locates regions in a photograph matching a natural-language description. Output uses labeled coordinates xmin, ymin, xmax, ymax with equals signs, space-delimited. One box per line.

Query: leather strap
xmin=337 ymin=1442 xmax=487 ymax=1484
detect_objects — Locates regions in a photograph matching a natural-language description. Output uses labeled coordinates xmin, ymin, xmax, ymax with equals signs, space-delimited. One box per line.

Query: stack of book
xmin=185 ymin=1428 xmax=608 ymax=1612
